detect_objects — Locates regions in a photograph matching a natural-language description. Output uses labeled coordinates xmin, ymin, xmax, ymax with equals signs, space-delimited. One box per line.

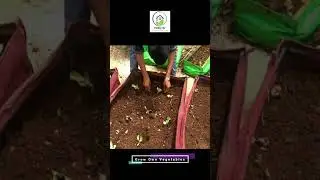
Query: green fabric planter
xmin=183 ymin=56 xmax=210 ymax=77
xmin=234 ymin=0 xmax=320 ymax=48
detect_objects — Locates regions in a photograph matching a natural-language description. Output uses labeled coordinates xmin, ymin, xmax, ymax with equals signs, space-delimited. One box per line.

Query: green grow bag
xmin=211 ymin=0 xmax=223 ymax=20
xmin=234 ymin=0 xmax=320 ymax=48
xmin=142 ymin=45 xmax=183 ymax=69
xmin=183 ymin=56 xmax=210 ymax=77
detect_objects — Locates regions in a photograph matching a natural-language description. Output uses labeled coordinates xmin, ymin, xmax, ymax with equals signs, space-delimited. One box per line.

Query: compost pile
xmin=246 ymin=70 xmax=320 ymax=179
xmin=186 ymin=83 xmax=210 ymax=149
xmin=0 ymin=81 xmax=107 ymax=180
xmin=188 ymin=45 xmax=210 ymax=67
xmin=110 ymin=73 xmax=182 ymax=149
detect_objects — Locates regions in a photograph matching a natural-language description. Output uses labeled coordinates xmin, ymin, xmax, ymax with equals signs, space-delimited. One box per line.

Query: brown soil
xmin=213 ymin=82 xmax=232 ymax=154
xmin=186 ymin=83 xmax=210 ymax=149
xmin=0 ymin=81 xmax=107 ymax=180
xmin=188 ymin=45 xmax=210 ymax=67
xmin=246 ymin=70 xmax=320 ymax=180
xmin=110 ymin=73 xmax=183 ymax=149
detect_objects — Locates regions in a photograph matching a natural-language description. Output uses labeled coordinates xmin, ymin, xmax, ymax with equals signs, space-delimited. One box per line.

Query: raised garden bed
xmin=0 ymin=22 xmax=107 ymax=179
xmin=110 ymin=71 xmax=184 ymax=149
xmin=246 ymin=41 xmax=320 ymax=179
xmin=185 ymin=77 xmax=210 ymax=149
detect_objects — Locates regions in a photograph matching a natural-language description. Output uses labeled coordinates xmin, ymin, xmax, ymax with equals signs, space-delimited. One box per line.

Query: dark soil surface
xmin=110 ymin=73 xmax=183 ymax=149
xmin=213 ymin=82 xmax=233 ymax=154
xmin=246 ymin=70 xmax=320 ymax=180
xmin=213 ymin=82 xmax=232 ymax=154
xmin=188 ymin=45 xmax=210 ymax=67
xmin=186 ymin=83 xmax=210 ymax=149
xmin=0 ymin=81 xmax=107 ymax=180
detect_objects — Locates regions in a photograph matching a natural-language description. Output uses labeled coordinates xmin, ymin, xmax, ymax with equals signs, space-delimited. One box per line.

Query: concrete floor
xmin=0 ymin=0 xmax=97 ymax=73
xmin=0 ymin=0 xmax=64 ymax=73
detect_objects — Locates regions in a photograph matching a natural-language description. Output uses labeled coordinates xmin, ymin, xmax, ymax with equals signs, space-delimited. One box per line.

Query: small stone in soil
xmin=256 ymin=137 xmax=270 ymax=147
xmin=44 ymin=140 xmax=52 ymax=146
xmin=149 ymin=113 xmax=156 ymax=119
xmin=270 ymin=85 xmax=282 ymax=97
xmin=264 ymin=168 xmax=271 ymax=179
xmin=260 ymin=147 xmax=268 ymax=151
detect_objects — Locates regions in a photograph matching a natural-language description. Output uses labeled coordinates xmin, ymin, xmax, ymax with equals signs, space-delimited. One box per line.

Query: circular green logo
xmin=152 ymin=11 xmax=167 ymax=27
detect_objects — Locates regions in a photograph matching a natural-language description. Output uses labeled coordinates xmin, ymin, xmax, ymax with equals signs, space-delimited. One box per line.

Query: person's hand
xmin=163 ymin=77 xmax=171 ymax=92
xmin=143 ymin=76 xmax=151 ymax=91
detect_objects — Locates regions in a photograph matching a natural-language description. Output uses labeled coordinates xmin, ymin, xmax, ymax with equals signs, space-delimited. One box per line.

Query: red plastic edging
xmin=109 ymin=69 xmax=131 ymax=103
xmin=217 ymin=49 xmax=249 ymax=180
xmin=0 ymin=21 xmax=66 ymax=134
xmin=0 ymin=18 xmax=33 ymax=133
xmin=231 ymin=40 xmax=319 ymax=180
xmin=110 ymin=68 xmax=120 ymax=96
xmin=175 ymin=77 xmax=199 ymax=149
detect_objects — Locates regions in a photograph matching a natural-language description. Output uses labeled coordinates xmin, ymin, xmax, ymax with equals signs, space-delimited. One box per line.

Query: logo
xmin=150 ymin=11 xmax=170 ymax=33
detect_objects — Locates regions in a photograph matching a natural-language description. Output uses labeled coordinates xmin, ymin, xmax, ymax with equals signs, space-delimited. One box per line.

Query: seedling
xmin=166 ymin=94 xmax=173 ymax=98
xmin=163 ymin=116 xmax=171 ymax=125
xmin=131 ymin=84 xmax=139 ymax=90
xmin=110 ymin=141 xmax=116 ymax=149
xmin=136 ymin=134 xmax=143 ymax=146
xmin=157 ymin=87 xmax=162 ymax=93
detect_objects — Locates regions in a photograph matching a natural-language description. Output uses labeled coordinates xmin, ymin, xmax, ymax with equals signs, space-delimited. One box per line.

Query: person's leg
xmin=130 ymin=46 xmax=138 ymax=72
xmin=170 ymin=51 xmax=177 ymax=76
xmin=64 ymin=0 xmax=91 ymax=33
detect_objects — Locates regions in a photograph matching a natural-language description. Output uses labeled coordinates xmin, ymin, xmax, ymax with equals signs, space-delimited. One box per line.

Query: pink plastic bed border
xmin=218 ymin=40 xmax=320 ymax=180
xmin=217 ymin=48 xmax=280 ymax=180
xmin=175 ymin=76 xmax=200 ymax=149
xmin=0 ymin=19 xmax=66 ymax=133
xmin=216 ymin=49 xmax=256 ymax=180
xmin=0 ymin=19 xmax=33 ymax=133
